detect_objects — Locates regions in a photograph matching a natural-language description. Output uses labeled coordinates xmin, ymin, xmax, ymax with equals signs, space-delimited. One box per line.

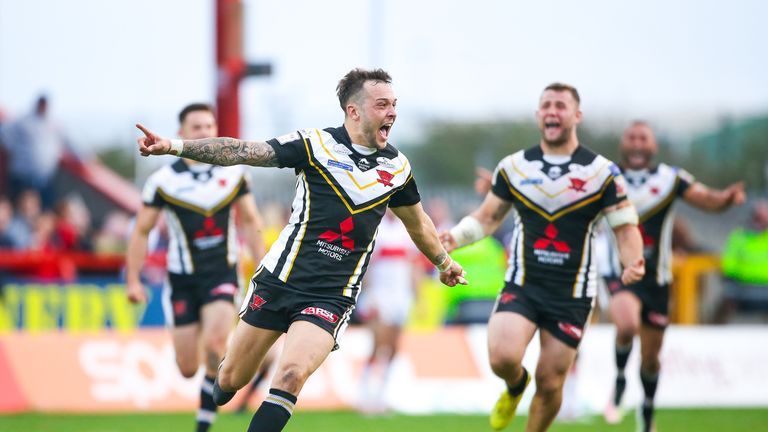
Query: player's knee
xmin=216 ymin=366 xmax=245 ymax=391
xmin=177 ymin=361 xmax=198 ymax=379
xmin=534 ymin=371 xmax=565 ymax=397
xmin=273 ymin=363 xmax=310 ymax=393
xmin=615 ymin=320 xmax=639 ymax=340
xmin=204 ymin=332 xmax=229 ymax=354
xmin=488 ymin=352 xmax=521 ymax=379
xmin=641 ymin=356 xmax=661 ymax=374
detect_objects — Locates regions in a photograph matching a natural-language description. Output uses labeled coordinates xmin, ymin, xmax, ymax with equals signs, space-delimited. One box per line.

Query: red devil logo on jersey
xmin=376 ymin=170 xmax=394 ymax=187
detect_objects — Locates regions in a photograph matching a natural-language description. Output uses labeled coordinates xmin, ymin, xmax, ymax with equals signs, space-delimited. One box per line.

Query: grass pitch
xmin=1 ymin=409 xmax=767 ymax=431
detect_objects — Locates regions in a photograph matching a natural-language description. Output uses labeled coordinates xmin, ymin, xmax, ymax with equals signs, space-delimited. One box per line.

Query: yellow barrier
xmin=671 ymin=254 xmax=721 ymax=324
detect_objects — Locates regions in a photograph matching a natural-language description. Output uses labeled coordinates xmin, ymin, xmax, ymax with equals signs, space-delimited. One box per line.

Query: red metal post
xmin=215 ymin=0 xmax=245 ymax=137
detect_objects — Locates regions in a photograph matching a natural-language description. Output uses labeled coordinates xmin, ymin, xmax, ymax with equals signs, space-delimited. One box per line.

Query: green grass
xmin=1 ymin=409 xmax=767 ymax=432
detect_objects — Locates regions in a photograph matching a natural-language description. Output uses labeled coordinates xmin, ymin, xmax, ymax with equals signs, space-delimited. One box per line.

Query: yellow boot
xmin=490 ymin=371 xmax=531 ymax=431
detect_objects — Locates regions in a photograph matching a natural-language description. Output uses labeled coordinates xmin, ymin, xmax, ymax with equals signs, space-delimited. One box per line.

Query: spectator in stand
xmin=719 ymin=200 xmax=768 ymax=321
xmin=7 ymin=189 xmax=43 ymax=249
xmin=0 ymin=196 xmax=13 ymax=248
xmin=0 ymin=95 xmax=73 ymax=209
xmin=93 ymin=210 xmax=132 ymax=254
xmin=52 ymin=195 xmax=92 ymax=251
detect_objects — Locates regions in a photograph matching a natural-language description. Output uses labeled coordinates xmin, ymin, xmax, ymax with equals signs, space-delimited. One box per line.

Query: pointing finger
xmin=136 ymin=123 xmax=153 ymax=138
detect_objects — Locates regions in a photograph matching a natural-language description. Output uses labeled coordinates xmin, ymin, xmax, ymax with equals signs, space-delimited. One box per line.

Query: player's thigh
xmin=487 ymin=312 xmax=538 ymax=365
xmin=171 ymin=322 xmax=201 ymax=376
xmin=272 ymin=321 xmax=335 ymax=391
xmin=535 ymin=329 xmax=578 ymax=390
xmin=221 ymin=319 xmax=282 ymax=387
xmin=639 ymin=324 xmax=665 ymax=365
xmin=200 ymin=299 xmax=237 ymax=349
xmin=609 ymin=290 xmax=642 ymax=330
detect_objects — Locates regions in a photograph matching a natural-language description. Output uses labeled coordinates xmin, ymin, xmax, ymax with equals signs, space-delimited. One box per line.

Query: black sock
xmin=614 ymin=343 xmax=632 ymax=406
xmin=213 ymin=376 xmax=236 ymax=406
xmin=640 ymin=370 xmax=659 ymax=431
xmin=506 ymin=367 xmax=529 ymax=397
xmin=247 ymin=388 xmax=297 ymax=432
xmin=197 ymin=375 xmax=218 ymax=432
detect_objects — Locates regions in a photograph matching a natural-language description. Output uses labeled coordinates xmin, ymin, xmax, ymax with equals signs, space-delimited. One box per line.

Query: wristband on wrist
xmin=169 ymin=139 xmax=184 ymax=156
xmin=449 ymin=216 xmax=485 ymax=248
xmin=436 ymin=255 xmax=453 ymax=273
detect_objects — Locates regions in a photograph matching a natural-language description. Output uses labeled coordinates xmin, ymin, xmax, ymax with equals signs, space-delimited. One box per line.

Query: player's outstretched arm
xmin=440 ymin=192 xmax=512 ymax=252
xmin=683 ymin=181 xmax=746 ymax=212
xmin=136 ymin=124 xmax=279 ymax=167
xmin=605 ymin=201 xmax=645 ymax=285
xmin=390 ymin=202 xmax=468 ymax=287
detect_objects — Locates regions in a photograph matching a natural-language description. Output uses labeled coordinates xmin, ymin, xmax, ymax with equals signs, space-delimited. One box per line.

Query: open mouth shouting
xmin=379 ymin=123 xmax=393 ymax=142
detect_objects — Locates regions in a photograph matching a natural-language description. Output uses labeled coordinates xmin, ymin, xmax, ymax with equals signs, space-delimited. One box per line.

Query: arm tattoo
xmin=432 ymin=251 xmax=448 ymax=266
xmin=181 ymin=138 xmax=280 ymax=167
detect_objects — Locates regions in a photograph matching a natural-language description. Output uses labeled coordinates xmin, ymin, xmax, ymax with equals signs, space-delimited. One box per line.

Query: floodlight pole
xmin=215 ymin=0 xmax=271 ymax=138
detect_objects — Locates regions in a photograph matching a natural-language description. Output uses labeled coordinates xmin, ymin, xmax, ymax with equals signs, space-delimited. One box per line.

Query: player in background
xmin=356 ymin=209 xmax=424 ymax=413
xmin=135 ymin=68 xmax=466 ymax=432
xmin=602 ymin=121 xmax=745 ymax=431
xmin=126 ymin=103 xmax=266 ymax=432
xmin=442 ymin=83 xmax=645 ymax=432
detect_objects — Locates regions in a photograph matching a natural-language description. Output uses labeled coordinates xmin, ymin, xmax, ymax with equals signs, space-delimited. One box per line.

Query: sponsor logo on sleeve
xmin=276 ymin=131 xmax=301 ymax=145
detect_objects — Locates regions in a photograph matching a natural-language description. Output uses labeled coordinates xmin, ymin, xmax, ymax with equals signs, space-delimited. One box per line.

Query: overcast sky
xmin=1 ymin=0 xmax=766 ymax=155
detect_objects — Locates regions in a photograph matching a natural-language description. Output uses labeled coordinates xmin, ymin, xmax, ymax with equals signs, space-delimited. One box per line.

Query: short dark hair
xmin=178 ymin=103 xmax=216 ymax=125
xmin=543 ymin=83 xmax=581 ymax=105
xmin=336 ymin=68 xmax=392 ymax=112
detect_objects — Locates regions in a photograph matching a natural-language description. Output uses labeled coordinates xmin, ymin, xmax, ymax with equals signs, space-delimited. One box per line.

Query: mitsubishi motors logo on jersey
xmin=319 ymin=217 xmax=354 ymax=249
xmin=534 ymin=223 xmax=571 ymax=252
xmin=193 ymin=217 xmax=225 ymax=249
xmin=316 ymin=217 xmax=354 ymax=261
xmin=533 ymin=223 xmax=571 ymax=265
xmin=376 ymin=170 xmax=394 ymax=187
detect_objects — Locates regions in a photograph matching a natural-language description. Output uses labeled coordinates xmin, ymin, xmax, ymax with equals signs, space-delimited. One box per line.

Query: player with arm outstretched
xmin=126 ymin=103 xmax=266 ymax=432
xmin=441 ymin=83 xmax=644 ymax=432
xmin=602 ymin=121 xmax=745 ymax=431
xmin=136 ymin=68 xmax=465 ymax=432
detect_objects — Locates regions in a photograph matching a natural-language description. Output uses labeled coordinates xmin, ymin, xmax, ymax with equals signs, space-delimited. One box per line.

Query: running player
xmin=602 ymin=121 xmax=745 ymax=431
xmin=441 ymin=83 xmax=645 ymax=432
xmin=126 ymin=103 xmax=266 ymax=432
xmin=135 ymin=68 xmax=467 ymax=432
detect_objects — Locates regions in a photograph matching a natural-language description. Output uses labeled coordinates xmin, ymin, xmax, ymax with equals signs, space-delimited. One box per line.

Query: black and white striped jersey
xmin=259 ymin=125 xmax=420 ymax=299
xmin=602 ymin=163 xmax=694 ymax=285
xmin=142 ymin=159 xmax=251 ymax=275
xmin=491 ymin=145 xmax=628 ymax=299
